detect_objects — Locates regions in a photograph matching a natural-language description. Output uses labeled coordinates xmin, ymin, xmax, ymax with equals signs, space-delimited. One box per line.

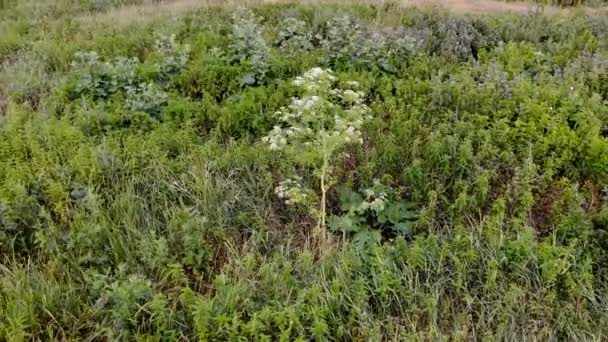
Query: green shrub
xmin=330 ymin=180 xmax=418 ymax=246
xmin=229 ymin=9 xmax=271 ymax=86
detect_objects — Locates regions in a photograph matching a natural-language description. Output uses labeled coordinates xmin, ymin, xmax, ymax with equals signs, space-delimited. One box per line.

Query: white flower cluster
xmin=262 ymin=126 xmax=288 ymax=150
xmin=262 ymin=67 xmax=371 ymax=152
xmin=274 ymin=177 xmax=310 ymax=205
xmin=361 ymin=185 xmax=388 ymax=213
xmin=293 ymin=67 xmax=336 ymax=92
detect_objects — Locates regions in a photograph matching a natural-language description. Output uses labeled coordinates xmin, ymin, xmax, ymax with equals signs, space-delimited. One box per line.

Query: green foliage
xmin=1 ymin=1 xmax=608 ymax=340
xmin=330 ymin=180 xmax=418 ymax=246
xmin=274 ymin=17 xmax=314 ymax=54
xmin=125 ymin=82 xmax=168 ymax=119
xmin=150 ymin=33 xmax=191 ymax=88
xmin=319 ymin=15 xmax=418 ymax=73
xmin=402 ymin=9 xmax=501 ymax=61
xmin=230 ymin=9 xmax=271 ymax=86
xmin=70 ymin=51 xmax=139 ymax=100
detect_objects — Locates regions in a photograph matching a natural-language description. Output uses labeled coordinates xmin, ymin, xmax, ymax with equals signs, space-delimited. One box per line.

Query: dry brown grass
xmin=76 ymin=0 xmax=607 ymax=27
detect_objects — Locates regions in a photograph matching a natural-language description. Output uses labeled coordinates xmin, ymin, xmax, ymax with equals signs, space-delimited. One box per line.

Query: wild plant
xmin=475 ymin=60 xmax=514 ymax=100
xmin=71 ymin=51 xmax=139 ymax=99
xmin=319 ymin=15 xmax=417 ymax=72
xmin=329 ymin=180 xmax=418 ymax=246
xmin=153 ymin=34 xmax=190 ymax=87
xmin=125 ymin=82 xmax=168 ymax=119
xmin=0 ymin=53 xmax=51 ymax=109
xmin=404 ymin=10 xmax=501 ymax=60
xmin=274 ymin=17 xmax=314 ymax=54
xmin=262 ymin=67 xmax=371 ymax=244
xmin=319 ymin=15 xmax=360 ymax=64
xmin=230 ymin=9 xmax=271 ymax=86
xmin=103 ymin=274 xmax=152 ymax=333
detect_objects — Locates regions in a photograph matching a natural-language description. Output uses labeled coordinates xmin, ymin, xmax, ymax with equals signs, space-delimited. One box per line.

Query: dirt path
xmin=77 ymin=0 xmax=606 ymax=26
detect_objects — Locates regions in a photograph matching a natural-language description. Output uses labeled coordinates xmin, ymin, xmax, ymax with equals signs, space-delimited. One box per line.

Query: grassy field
xmin=1 ymin=0 xmax=608 ymax=340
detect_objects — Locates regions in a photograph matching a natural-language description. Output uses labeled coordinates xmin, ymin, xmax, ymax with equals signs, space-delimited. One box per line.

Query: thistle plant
xmin=319 ymin=15 xmax=417 ymax=73
xmin=263 ymin=68 xmax=372 ymax=244
xmin=153 ymin=34 xmax=191 ymax=86
xmin=275 ymin=17 xmax=314 ymax=54
xmin=230 ymin=9 xmax=271 ymax=85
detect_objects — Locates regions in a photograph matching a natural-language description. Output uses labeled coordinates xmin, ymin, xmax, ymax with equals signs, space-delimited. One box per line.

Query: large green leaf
xmin=328 ymin=214 xmax=364 ymax=233
xmin=352 ymin=229 xmax=382 ymax=246
xmin=337 ymin=186 xmax=364 ymax=213
xmin=379 ymin=201 xmax=417 ymax=224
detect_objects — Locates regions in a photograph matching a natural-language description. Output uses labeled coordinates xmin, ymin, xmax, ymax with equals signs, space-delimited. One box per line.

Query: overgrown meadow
xmin=1 ymin=0 xmax=608 ymax=340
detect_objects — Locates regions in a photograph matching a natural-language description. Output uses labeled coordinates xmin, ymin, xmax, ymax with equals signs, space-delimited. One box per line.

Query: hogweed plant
xmin=263 ymin=68 xmax=372 ymax=244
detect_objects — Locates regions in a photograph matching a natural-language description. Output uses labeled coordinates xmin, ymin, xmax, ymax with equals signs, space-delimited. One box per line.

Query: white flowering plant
xmin=329 ymin=180 xmax=418 ymax=247
xmin=262 ymin=67 xmax=372 ymax=244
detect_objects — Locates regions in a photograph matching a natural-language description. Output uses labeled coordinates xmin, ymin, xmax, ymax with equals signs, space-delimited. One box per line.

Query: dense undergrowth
xmin=1 ymin=0 xmax=608 ymax=340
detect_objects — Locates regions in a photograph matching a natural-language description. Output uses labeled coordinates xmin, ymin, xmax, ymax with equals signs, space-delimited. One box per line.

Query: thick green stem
xmin=317 ymin=138 xmax=329 ymax=244
xmin=320 ymin=157 xmax=327 ymax=236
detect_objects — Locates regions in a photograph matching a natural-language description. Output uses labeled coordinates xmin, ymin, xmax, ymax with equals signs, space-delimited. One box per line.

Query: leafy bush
xmin=274 ymin=17 xmax=314 ymax=54
xmin=152 ymin=34 xmax=191 ymax=87
xmin=330 ymin=180 xmax=418 ymax=246
xmin=70 ymin=51 xmax=139 ymax=100
xmin=125 ymin=82 xmax=168 ymax=119
xmin=403 ymin=9 xmax=501 ymax=60
xmin=230 ymin=9 xmax=271 ymax=86
xmin=319 ymin=15 xmax=418 ymax=73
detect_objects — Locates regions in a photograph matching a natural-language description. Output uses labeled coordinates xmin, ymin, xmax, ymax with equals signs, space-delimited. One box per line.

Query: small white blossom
xmin=342 ymin=89 xmax=360 ymax=102
xmin=274 ymin=178 xmax=309 ymax=206
xmin=369 ymin=197 xmax=386 ymax=212
xmin=346 ymin=126 xmax=356 ymax=136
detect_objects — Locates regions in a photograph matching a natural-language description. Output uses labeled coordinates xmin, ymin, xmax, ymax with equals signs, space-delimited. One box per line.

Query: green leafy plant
xmin=329 ymin=180 xmax=418 ymax=246
xmin=274 ymin=17 xmax=314 ymax=54
xmin=403 ymin=9 xmax=501 ymax=60
xmin=230 ymin=9 xmax=271 ymax=86
xmin=125 ymin=82 xmax=168 ymax=120
xmin=3 ymin=2 xmax=608 ymax=340
xmin=153 ymin=34 xmax=191 ymax=87
xmin=319 ymin=15 xmax=418 ymax=73
xmin=70 ymin=51 xmax=139 ymax=100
